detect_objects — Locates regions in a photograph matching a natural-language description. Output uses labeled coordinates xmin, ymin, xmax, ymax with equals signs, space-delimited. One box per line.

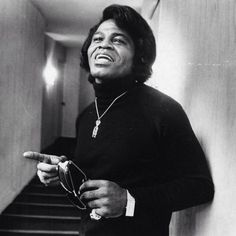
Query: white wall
xmin=0 ymin=0 xmax=45 ymax=213
xmin=145 ymin=0 xmax=236 ymax=235
xmin=61 ymin=47 xmax=81 ymax=137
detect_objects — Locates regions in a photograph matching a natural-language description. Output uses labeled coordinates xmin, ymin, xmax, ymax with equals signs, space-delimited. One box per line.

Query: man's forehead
xmin=95 ymin=19 xmax=127 ymax=35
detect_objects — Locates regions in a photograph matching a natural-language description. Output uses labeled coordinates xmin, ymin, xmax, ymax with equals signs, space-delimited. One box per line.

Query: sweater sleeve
xmin=128 ymin=101 xmax=214 ymax=215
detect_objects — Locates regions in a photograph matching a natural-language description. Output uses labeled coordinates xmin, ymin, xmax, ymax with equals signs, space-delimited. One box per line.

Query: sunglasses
xmin=57 ymin=160 xmax=87 ymax=210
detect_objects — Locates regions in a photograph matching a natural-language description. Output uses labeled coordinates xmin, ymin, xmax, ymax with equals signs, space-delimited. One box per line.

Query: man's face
xmin=87 ymin=19 xmax=135 ymax=82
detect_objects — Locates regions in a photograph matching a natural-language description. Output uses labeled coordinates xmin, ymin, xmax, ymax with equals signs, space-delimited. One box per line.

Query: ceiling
xmin=31 ymin=0 xmax=146 ymax=47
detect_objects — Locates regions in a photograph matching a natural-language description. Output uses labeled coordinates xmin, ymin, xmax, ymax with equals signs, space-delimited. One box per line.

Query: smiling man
xmin=87 ymin=19 xmax=135 ymax=82
xmin=25 ymin=4 xmax=214 ymax=236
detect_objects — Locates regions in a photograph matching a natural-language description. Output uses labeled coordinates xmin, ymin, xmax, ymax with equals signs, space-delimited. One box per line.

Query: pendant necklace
xmin=92 ymin=91 xmax=127 ymax=138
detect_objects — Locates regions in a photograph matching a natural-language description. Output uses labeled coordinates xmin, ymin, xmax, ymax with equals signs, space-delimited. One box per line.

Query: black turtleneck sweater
xmin=74 ymin=80 xmax=214 ymax=236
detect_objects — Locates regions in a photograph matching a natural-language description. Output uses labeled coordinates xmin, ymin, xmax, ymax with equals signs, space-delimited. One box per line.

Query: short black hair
xmin=80 ymin=4 xmax=156 ymax=83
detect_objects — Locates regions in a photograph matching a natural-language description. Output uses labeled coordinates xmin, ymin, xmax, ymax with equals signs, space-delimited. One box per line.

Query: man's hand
xmin=79 ymin=180 xmax=127 ymax=218
xmin=23 ymin=151 xmax=67 ymax=186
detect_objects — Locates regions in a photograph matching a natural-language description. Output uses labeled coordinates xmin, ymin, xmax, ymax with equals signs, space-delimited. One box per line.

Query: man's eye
xmin=92 ymin=37 xmax=103 ymax=43
xmin=112 ymin=37 xmax=126 ymax=45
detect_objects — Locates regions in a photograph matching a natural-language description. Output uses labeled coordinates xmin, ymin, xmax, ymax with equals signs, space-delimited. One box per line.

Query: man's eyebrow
xmin=112 ymin=32 xmax=128 ymax=37
xmin=92 ymin=32 xmax=103 ymax=37
xmin=93 ymin=31 xmax=130 ymax=39
xmin=112 ymin=32 xmax=132 ymax=42
xmin=92 ymin=31 xmax=133 ymax=44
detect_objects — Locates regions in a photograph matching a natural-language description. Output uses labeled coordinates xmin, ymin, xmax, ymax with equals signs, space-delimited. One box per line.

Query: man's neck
xmin=92 ymin=75 xmax=136 ymax=99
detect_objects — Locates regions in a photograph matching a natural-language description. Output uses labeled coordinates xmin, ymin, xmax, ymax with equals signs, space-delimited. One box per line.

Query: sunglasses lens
xmin=69 ymin=162 xmax=87 ymax=192
xmin=58 ymin=163 xmax=73 ymax=192
xmin=67 ymin=193 xmax=86 ymax=210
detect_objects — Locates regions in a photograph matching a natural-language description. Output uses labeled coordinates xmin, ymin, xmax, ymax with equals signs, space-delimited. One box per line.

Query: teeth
xmin=96 ymin=54 xmax=113 ymax=61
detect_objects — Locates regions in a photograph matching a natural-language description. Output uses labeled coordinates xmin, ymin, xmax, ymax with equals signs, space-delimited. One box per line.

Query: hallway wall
xmin=146 ymin=0 xmax=236 ymax=235
xmin=0 ymin=0 xmax=45 ymax=213
xmin=61 ymin=47 xmax=81 ymax=137
xmin=61 ymin=47 xmax=94 ymax=137
xmin=41 ymin=39 xmax=66 ymax=150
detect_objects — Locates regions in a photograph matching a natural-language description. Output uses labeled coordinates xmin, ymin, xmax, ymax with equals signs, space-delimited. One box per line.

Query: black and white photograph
xmin=0 ymin=0 xmax=235 ymax=235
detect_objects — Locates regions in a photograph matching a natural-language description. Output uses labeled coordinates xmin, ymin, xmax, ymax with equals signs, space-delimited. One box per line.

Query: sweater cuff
xmin=125 ymin=190 xmax=135 ymax=217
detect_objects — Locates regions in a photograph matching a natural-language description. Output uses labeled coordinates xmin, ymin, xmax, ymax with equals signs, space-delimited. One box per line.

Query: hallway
xmin=1 ymin=0 xmax=236 ymax=235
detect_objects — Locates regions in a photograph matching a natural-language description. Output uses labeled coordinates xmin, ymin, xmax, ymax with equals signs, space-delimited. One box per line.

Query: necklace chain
xmin=92 ymin=91 xmax=127 ymax=138
xmin=95 ymin=91 xmax=127 ymax=120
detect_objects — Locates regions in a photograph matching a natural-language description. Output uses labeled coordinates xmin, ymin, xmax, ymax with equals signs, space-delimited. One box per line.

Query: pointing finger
xmin=24 ymin=151 xmax=51 ymax=163
xmin=23 ymin=151 xmax=66 ymax=164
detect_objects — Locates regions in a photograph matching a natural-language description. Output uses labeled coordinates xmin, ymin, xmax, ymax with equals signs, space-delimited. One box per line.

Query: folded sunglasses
xmin=57 ymin=160 xmax=87 ymax=210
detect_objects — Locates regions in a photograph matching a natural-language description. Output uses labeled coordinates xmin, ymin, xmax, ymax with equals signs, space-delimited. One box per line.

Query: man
xmin=25 ymin=4 xmax=214 ymax=236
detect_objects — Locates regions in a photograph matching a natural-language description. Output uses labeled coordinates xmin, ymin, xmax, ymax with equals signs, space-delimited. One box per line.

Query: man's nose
xmin=99 ymin=39 xmax=113 ymax=49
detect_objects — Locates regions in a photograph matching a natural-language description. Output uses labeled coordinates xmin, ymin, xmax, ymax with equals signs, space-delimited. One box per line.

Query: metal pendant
xmin=92 ymin=119 xmax=101 ymax=138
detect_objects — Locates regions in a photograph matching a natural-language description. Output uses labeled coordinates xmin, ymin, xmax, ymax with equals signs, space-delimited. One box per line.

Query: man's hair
xmin=80 ymin=4 xmax=156 ymax=83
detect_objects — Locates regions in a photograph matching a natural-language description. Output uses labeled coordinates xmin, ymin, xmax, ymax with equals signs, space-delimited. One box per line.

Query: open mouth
xmin=95 ymin=54 xmax=114 ymax=62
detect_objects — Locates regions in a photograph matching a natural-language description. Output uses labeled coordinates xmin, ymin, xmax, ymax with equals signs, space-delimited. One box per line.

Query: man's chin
xmin=91 ymin=74 xmax=118 ymax=83
xmin=90 ymin=70 xmax=132 ymax=83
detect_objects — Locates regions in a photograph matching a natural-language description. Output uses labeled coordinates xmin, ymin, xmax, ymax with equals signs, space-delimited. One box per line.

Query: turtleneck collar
xmin=92 ymin=75 xmax=137 ymax=100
